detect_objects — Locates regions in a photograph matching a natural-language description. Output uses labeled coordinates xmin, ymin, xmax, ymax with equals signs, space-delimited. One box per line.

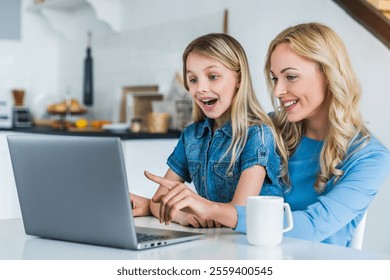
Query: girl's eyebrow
xmin=187 ymin=65 xmax=221 ymax=74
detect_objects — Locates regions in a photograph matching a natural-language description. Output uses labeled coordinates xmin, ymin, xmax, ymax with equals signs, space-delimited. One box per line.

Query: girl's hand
xmin=130 ymin=193 xmax=151 ymax=217
xmin=145 ymin=171 xmax=213 ymax=225
xmin=173 ymin=211 xmax=216 ymax=228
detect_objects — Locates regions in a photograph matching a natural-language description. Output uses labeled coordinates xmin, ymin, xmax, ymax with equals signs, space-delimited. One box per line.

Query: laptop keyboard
xmin=137 ymin=232 xmax=166 ymax=242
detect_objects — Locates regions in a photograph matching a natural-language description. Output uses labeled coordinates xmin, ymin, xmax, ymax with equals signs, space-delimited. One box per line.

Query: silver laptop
xmin=7 ymin=135 xmax=204 ymax=250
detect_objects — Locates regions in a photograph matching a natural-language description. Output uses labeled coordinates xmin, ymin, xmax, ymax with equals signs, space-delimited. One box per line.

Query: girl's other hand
xmin=130 ymin=193 xmax=151 ymax=217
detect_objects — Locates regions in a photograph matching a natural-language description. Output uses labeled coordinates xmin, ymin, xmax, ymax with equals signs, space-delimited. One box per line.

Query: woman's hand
xmin=145 ymin=171 xmax=214 ymax=225
xmin=129 ymin=193 xmax=151 ymax=217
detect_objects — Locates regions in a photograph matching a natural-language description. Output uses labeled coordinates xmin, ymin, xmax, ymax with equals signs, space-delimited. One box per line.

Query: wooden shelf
xmin=333 ymin=0 xmax=390 ymax=49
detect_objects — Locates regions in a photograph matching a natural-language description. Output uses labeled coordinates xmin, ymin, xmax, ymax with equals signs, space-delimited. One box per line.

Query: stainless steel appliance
xmin=13 ymin=107 xmax=33 ymax=128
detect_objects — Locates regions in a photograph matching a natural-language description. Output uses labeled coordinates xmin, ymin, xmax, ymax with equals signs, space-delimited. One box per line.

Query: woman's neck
xmin=304 ymin=94 xmax=331 ymax=141
xmin=304 ymin=116 xmax=329 ymax=140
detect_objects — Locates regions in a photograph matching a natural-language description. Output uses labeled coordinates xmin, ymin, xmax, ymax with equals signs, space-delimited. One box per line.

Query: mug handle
xmin=283 ymin=203 xmax=293 ymax=232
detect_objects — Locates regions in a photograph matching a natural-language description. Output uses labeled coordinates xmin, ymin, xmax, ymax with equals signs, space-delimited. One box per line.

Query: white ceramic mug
xmin=246 ymin=196 xmax=293 ymax=246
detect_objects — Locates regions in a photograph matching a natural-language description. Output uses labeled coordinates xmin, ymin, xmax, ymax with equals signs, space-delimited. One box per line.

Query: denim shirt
xmin=167 ymin=118 xmax=284 ymax=203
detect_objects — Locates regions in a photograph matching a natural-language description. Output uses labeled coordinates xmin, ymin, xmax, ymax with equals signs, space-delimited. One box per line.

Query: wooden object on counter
xmin=33 ymin=118 xmax=53 ymax=127
xmin=147 ymin=112 xmax=170 ymax=133
xmin=120 ymin=85 xmax=161 ymax=126
xmin=133 ymin=93 xmax=163 ymax=130
xmin=67 ymin=127 xmax=103 ymax=132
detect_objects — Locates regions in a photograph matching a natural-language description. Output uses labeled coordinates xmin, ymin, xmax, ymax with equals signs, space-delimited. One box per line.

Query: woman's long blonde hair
xmin=183 ymin=33 xmax=289 ymax=186
xmin=264 ymin=22 xmax=370 ymax=192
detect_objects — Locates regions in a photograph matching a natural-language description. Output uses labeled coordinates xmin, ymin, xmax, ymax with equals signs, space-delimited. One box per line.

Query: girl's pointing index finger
xmin=144 ymin=170 xmax=175 ymax=190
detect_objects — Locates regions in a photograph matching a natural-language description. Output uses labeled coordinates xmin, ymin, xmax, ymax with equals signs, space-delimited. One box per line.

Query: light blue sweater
xmin=235 ymin=135 xmax=390 ymax=246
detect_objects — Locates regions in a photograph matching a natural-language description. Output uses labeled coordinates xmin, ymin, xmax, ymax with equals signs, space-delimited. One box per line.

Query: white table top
xmin=1 ymin=217 xmax=389 ymax=260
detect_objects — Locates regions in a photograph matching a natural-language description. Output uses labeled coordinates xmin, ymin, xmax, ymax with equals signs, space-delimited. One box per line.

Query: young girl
xmin=233 ymin=22 xmax=390 ymax=246
xmin=145 ymin=33 xmax=289 ymax=228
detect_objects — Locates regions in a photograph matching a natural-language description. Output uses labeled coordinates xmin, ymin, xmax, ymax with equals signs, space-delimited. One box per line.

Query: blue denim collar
xmin=196 ymin=118 xmax=232 ymax=138
xmin=220 ymin=120 xmax=233 ymax=137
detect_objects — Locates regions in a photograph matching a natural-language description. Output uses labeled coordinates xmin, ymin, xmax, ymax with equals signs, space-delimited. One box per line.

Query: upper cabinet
xmin=27 ymin=0 xmax=123 ymax=40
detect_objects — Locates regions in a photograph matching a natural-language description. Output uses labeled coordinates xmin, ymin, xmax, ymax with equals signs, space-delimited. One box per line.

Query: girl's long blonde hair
xmin=183 ymin=33 xmax=289 ymax=186
xmin=264 ymin=22 xmax=370 ymax=192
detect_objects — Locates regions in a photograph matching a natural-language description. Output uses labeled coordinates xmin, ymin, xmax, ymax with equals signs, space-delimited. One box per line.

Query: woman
xmin=233 ymin=22 xmax=390 ymax=246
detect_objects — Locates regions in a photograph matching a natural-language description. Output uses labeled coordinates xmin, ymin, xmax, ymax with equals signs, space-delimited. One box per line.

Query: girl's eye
xmin=209 ymin=74 xmax=219 ymax=80
xmin=271 ymin=76 xmax=278 ymax=84
xmin=188 ymin=77 xmax=197 ymax=84
xmin=287 ymin=75 xmax=297 ymax=81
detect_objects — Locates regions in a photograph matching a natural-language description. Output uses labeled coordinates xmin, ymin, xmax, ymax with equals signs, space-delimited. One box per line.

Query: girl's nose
xmin=197 ymin=80 xmax=208 ymax=93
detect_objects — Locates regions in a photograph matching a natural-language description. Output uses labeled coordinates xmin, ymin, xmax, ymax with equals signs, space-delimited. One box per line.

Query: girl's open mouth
xmin=202 ymin=99 xmax=217 ymax=106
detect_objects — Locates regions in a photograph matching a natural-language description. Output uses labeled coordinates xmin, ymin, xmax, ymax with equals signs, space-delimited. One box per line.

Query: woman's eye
xmin=271 ymin=76 xmax=278 ymax=84
xmin=209 ymin=74 xmax=219 ymax=80
xmin=287 ymin=75 xmax=297 ymax=81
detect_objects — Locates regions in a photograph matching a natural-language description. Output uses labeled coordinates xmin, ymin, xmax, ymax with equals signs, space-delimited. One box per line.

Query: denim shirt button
xmin=227 ymin=172 xmax=233 ymax=177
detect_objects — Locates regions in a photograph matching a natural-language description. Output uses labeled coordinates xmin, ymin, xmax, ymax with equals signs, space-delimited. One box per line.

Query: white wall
xmin=1 ymin=0 xmax=389 ymax=254
xmin=0 ymin=0 xmax=60 ymax=118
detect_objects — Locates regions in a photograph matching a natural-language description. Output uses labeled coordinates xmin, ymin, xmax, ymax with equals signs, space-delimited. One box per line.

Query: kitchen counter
xmin=0 ymin=126 xmax=181 ymax=140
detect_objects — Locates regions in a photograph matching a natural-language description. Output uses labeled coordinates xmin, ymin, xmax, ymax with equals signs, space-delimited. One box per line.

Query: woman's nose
xmin=274 ymin=83 xmax=287 ymax=98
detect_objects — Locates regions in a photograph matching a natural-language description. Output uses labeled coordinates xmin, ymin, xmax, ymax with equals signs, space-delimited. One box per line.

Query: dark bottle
xmin=83 ymin=31 xmax=93 ymax=106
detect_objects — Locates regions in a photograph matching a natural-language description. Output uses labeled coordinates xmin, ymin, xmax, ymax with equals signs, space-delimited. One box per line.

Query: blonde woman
xmin=233 ymin=22 xmax=390 ymax=246
xmin=145 ymin=33 xmax=289 ymax=228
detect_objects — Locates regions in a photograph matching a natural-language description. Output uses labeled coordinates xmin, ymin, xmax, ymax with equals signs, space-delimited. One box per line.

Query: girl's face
xmin=270 ymin=43 xmax=329 ymax=134
xmin=186 ymin=52 xmax=240 ymax=129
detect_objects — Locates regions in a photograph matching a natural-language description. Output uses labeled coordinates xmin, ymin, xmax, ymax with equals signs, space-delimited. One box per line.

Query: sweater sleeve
xmin=284 ymin=145 xmax=390 ymax=243
xmin=234 ymin=205 xmax=247 ymax=233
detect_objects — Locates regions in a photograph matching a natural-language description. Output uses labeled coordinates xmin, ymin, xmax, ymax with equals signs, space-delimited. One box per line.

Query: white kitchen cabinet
xmin=121 ymin=139 xmax=178 ymax=199
xmin=0 ymin=132 xmax=22 ymax=219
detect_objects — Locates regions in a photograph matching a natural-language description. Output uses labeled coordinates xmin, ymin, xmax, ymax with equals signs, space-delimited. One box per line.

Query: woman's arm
xmin=236 ymin=141 xmax=390 ymax=246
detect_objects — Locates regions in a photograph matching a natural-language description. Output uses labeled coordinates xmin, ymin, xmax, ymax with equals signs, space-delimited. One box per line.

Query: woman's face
xmin=185 ymin=52 xmax=239 ymax=129
xmin=270 ymin=43 xmax=329 ymax=127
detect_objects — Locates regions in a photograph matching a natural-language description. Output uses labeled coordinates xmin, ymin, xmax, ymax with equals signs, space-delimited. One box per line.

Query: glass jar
xmin=130 ymin=118 xmax=142 ymax=133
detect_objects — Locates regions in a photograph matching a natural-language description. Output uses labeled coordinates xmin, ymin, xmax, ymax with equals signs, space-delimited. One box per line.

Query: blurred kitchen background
xmin=1 ymin=0 xmax=390 ymax=254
